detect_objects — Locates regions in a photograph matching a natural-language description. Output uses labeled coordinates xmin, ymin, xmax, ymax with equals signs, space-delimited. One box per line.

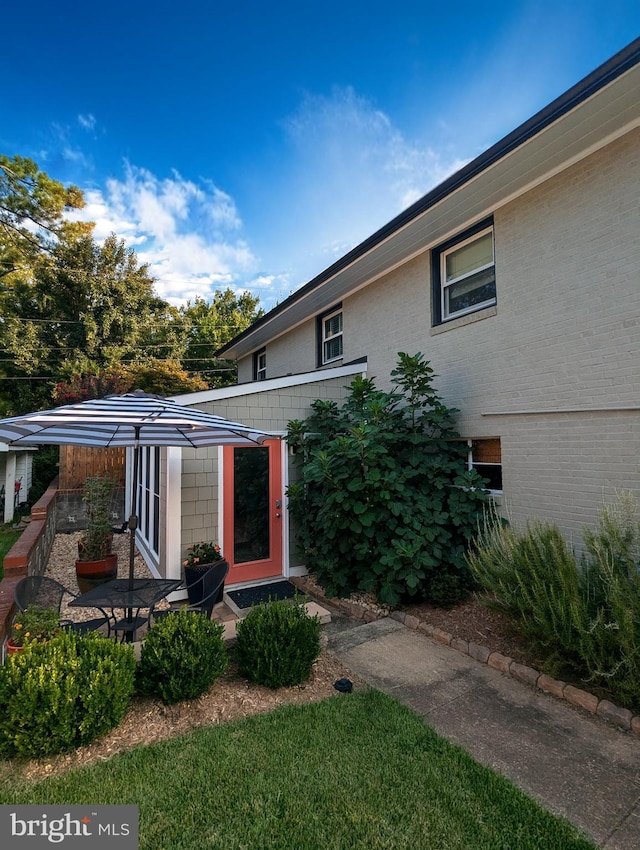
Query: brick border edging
xmin=0 ymin=480 xmax=59 ymax=646
xmin=290 ymin=577 xmax=640 ymax=738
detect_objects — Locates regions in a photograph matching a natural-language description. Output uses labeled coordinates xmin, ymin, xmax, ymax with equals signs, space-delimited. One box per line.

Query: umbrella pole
xmin=128 ymin=431 xmax=140 ymax=595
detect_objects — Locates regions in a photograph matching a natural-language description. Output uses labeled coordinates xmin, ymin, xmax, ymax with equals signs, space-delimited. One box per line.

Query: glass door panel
xmin=223 ymin=439 xmax=283 ymax=584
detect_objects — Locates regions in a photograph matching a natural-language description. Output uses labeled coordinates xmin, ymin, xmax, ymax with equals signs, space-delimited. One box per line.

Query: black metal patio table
xmin=69 ymin=577 xmax=182 ymax=642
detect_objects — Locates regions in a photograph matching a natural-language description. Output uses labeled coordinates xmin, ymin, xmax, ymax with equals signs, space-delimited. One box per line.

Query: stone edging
xmin=290 ymin=577 xmax=640 ymax=738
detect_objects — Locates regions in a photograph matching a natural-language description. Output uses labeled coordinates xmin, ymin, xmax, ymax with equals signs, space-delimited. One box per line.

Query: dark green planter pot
xmin=184 ymin=561 xmax=228 ymax=607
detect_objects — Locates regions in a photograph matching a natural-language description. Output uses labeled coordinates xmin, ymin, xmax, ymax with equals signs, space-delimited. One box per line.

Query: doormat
xmin=226 ymin=580 xmax=298 ymax=610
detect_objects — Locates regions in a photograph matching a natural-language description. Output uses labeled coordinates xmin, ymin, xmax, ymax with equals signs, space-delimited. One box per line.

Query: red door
xmin=222 ymin=438 xmax=283 ymax=584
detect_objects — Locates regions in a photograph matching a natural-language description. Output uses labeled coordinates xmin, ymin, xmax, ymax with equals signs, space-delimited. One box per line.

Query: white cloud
xmin=70 ymin=164 xmax=259 ymax=307
xmin=67 ymin=87 xmax=468 ymax=311
xmin=78 ymin=114 xmax=96 ymax=132
xmin=250 ymin=86 xmax=467 ymax=290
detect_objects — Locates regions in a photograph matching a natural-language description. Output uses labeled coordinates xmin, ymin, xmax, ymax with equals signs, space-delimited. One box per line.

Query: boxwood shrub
xmin=137 ymin=610 xmax=228 ymax=705
xmin=0 ymin=631 xmax=136 ymax=759
xmin=234 ymin=598 xmax=321 ymax=689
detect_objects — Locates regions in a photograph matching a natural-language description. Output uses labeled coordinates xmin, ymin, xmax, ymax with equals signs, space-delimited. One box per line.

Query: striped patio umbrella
xmin=0 ymin=390 xmax=269 ymax=587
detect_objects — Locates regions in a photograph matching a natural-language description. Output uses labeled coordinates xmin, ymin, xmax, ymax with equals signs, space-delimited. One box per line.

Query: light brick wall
xmin=236 ymin=127 xmax=640 ymax=542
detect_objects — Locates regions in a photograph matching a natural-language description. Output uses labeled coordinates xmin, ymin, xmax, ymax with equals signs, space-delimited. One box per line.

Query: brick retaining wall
xmin=0 ymin=480 xmax=59 ymax=643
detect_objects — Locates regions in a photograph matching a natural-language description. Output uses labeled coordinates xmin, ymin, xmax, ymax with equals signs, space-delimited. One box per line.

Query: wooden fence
xmin=58 ymin=446 xmax=126 ymax=490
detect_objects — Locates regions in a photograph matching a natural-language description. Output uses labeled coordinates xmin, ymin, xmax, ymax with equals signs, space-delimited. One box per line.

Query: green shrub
xmin=466 ymin=513 xmax=584 ymax=670
xmin=578 ymin=492 xmax=640 ymax=706
xmin=235 ymin=598 xmax=321 ymax=689
xmin=286 ymin=353 xmax=489 ymax=607
xmin=426 ymin=569 xmax=473 ymax=608
xmin=10 ymin=605 xmax=60 ymax=646
xmin=0 ymin=631 xmax=136 ymax=759
xmin=467 ymin=494 xmax=640 ymax=708
xmin=137 ymin=610 xmax=228 ymax=705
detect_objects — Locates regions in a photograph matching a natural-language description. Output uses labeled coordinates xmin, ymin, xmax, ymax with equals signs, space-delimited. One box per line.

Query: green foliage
xmin=467 ymin=493 xmax=640 ymax=708
xmin=10 ymin=605 xmax=60 ymax=646
xmin=121 ymin=359 xmax=208 ymax=395
xmin=179 ymin=291 xmax=264 ymax=387
xmin=182 ymin=540 xmax=224 ymax=567
xmin=578 ymin=493 xmax=640 ymax=707
xmin=137 ymin=610 xmax=229 ymax=705
xmin=0 ymin=154 xmax=87 ymax=282
xmin=0 ymin=691 xmax=596 ymax=850
xmin=286 ymin=353 xmax=489 ymax=607
xmin=78 ymin=475 xmax=117 ymax=560
xmin=466 ymin=514 xmax=584 ymax=671
xmin=0 ymin=631 xmax=135 ymax=758
xmin=0 ymin=151 xmax=264 ymax=412
xmin=234 ymin=598 xmax=321 ymax=688
xmin=28 ymin=446 xmax=59 ymax=505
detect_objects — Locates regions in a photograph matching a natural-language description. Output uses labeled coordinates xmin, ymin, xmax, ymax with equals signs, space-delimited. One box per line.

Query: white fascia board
xmin=171 ymin=361 xmax=368 ymax=406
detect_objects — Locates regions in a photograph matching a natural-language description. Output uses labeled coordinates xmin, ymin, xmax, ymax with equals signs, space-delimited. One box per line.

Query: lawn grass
xmin=0 ymin=689 xmax=595 ymax=849
xmin=0 ymin=522 xmax=22 ymax=581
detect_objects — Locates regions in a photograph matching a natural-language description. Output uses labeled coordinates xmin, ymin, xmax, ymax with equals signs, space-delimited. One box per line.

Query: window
xmin=136 ymin=446 xmax=161 ymax=556
xmin=432 ymin=219 xmax=496 ymax=323
xmin=468 ymin=438 xmax=502 ymax=492
xmin=253 ymin=348 xmax=266 ymax=381
xmin=317 ymin=306 xmax=343 ymax=365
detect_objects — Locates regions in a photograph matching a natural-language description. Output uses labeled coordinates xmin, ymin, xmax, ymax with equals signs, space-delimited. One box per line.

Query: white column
xmin=164 ymin=447 xmax=182 ymax=581
xmin=4 ymin=452 xmax=16 ymax=524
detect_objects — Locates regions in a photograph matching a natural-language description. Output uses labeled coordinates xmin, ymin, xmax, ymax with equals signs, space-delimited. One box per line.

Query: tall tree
xmin=0 ymin=233 xmax=174 ymax=413
xmin=179 ymin=291 xmax=263 ymax=387
xmin=0 ymin=154 xmax=89 ymax=283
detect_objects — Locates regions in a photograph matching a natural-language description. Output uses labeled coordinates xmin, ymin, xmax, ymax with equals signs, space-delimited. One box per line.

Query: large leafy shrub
xmin=286 ymin=353 xmax=489 ymax=606
xmin=467 ymin=493 xmax=640 ymax=708
xmin=137 ymin=610 xmax=228 ymax=705
xmin=235 ymin=598 xmax=321 ymax=688
xmin=0 ymin=631 xmax=136 ymax=759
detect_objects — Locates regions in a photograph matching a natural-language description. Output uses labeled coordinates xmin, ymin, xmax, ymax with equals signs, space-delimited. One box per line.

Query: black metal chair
xmin=14 ymin=575 xmax=112 ymax=637
xmin=151 ymin=561 xmax=229 ymax=622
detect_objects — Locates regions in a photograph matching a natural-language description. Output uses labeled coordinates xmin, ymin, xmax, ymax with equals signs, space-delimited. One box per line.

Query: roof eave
xmin=217 ymin=37 xmax=640 ymax=361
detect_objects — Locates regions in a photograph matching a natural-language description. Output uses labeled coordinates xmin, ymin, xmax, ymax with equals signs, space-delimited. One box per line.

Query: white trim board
xmin=172 ymin=361 xmax=368 ymax=406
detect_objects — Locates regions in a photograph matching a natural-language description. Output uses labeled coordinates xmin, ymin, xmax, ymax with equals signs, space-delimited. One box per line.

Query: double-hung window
xmin=433 ymin=219 xmax=496 ymax=323
xmin=319 ymin=308 xmax=343 ymax=365
xmin=253 ymin=348 xmax=266 ymax=381
xmin=468 ymin=438 xmax=502 ymax=493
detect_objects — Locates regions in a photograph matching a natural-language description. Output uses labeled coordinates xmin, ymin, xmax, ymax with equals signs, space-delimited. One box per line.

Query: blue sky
xmin=2 ymin=1 xmax=638 ymax=310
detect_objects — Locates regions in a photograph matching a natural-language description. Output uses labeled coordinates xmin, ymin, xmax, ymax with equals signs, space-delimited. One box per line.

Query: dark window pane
xmin=233 ymin=447 xmax=270 ymax=563
xmin=446 ymin=267 xmax=496 ymax=316
xmin=473 ymin=463 xmax=503 ymax=491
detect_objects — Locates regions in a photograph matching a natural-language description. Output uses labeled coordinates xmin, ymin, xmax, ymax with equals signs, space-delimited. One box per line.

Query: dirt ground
xmin=398 ymin=595 xmax=545 ymax=668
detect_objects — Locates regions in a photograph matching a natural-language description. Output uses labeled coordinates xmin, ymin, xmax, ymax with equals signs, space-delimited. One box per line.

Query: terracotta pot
xmin=5 ymin=638 xmax=24 ymax=656
xmin=75 ymin=552 xmax=118 ymax=594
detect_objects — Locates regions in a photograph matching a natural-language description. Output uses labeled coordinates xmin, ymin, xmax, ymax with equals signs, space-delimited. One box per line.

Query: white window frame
xmin=467 ymin=438 xmax=503 ymax=494
xmin=441 ymin=225 xmax=496 ymax=321
xmin=136 ymin=446 xmax=161 ymax=558
xmin=256 ymin=350 xmax=267 ymax=381
xmin=322 ymin=309 xmax=343 ymax=364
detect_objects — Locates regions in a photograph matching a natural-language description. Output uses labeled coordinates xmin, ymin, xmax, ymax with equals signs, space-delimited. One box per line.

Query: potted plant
xmin=75 ymin=475 xmax=119 ymax=593
xmin=183 ymin=541 xmax=227 ymax=607
xmin=6 ymin=605 xmax=61 ymax=654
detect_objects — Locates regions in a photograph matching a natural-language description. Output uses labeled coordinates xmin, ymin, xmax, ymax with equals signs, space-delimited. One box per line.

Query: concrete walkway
xmin=326 ymin=615 xmax=640 ymax=850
